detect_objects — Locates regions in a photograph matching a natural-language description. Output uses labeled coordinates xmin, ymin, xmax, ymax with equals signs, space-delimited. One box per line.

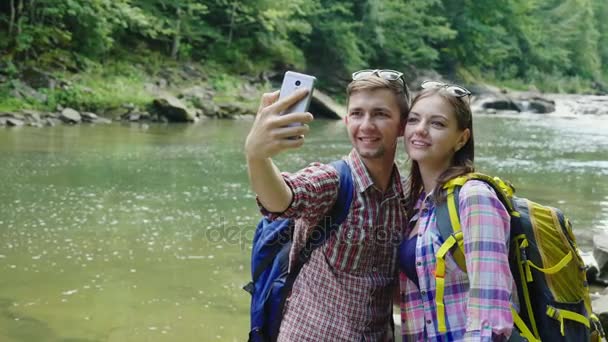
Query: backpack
xmin=433 ymin=172 xmax=604 ymax=342
xmin=243 ymin=159 xmax=354 ymax=342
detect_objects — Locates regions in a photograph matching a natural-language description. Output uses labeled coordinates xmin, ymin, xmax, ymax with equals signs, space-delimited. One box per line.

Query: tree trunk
xmin=9 ymin=0 xmax=15 ymax=36
xmin=227 ymin=1 xmax=236 ymax=46
xmin=16 ymin=0 xmax=23 ymax=36
xmin=170 ymin=8 xmax=182 ymax=60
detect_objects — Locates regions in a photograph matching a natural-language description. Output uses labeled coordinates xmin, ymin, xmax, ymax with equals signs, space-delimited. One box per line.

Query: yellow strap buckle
xmin=546 ymin=306 xmax=591 ymax=336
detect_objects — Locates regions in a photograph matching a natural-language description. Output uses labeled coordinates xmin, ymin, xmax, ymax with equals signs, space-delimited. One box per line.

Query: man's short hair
xmin=346 ymin=77 xmax=410 ymax=121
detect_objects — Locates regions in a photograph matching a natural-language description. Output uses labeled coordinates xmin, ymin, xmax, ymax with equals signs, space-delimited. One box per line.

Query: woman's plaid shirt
xmin=398 ymin=180 xmax=517 ymax=342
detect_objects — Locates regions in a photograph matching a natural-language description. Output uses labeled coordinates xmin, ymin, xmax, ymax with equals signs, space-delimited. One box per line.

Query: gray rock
xmin=310 ymin=90 xmax=345 ymax=119
xmin=21 ymin=109 xmax=41 ymax=122
xmin=594 ymin=233 xmax=608 ymax=280
xmin=481 ymin=98 xmax=522 ymax=112
xmin=21 ymin=67 xmax=57 ymax=89
xmin=60 ymin=108 xmax=82 ymax=123
xmin=526 ymin=97 xmax=556 ymax=114
xmin=45 ymin=118 xmax=61 ymax=127
xmin=80 ymin=112 xmax=98 ymax=122
xmin=6 ymin=118 xmax=25 ymax=126
xmin=593 ymin=291 xmax=608 ymax=316
xmin=152 ymin=95 xmax=196 ymax=122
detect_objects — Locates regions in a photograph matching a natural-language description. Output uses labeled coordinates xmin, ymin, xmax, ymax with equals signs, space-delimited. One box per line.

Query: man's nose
xmin=361 ymin=114 xmax=374 ymax=129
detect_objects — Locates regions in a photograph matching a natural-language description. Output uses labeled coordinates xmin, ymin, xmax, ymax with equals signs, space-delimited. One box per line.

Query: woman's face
xmin=404 ymin=94 xmax=470 ymax=171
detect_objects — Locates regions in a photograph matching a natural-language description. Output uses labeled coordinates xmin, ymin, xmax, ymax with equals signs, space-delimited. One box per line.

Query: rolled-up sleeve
xmin=257 ymin=162 xmax=340 ymax=223
xmin=459 ymin=180 xmax=513 ymax=341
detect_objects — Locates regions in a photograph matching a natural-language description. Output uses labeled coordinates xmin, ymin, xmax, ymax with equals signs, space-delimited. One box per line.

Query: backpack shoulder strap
xmin=295 ymin=159 xmax=354 ymax=267
xmin=436 ymin=172 xmax=518 ymax=272
xmin=328 ymin=159 xmax=354 ymax=226
xmin=435 ymin=172 xmax=517 ymax=334
xmin=436 ymin=174 xmax=469 ymax=273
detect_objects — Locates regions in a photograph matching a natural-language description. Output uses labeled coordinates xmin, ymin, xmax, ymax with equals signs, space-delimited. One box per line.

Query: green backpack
xmin=433 ymin=173 xmax=604 ymax=342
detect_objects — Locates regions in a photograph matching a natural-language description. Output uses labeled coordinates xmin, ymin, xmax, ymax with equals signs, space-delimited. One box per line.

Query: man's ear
xmin=344 ymin=115 xmax=349 ymax=125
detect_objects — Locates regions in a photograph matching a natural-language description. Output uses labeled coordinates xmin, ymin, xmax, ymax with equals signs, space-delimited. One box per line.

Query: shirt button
xmin=416 ymin=261 xmax=422 ymax=266
xmin=347 ymin=231 xmax=353 ymax=239
xmin=372 ymin=266 xmax=377 ymax=272
xmin=421 ymin=290 xmax=426 ymax=296
xmin=426 ymin=319 xmax=432 ymax=325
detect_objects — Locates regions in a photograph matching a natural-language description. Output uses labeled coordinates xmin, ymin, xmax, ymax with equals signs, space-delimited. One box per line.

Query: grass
xmin=0 ymin=60 xmax=154 ymax=113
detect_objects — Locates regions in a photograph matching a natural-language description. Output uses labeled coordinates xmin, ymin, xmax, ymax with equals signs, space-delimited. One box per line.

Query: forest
xmin=1 ymin=0 xmax=607 ymax=112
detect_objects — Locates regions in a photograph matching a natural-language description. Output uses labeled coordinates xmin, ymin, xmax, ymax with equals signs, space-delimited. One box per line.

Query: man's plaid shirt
xmin=259 ymin=150 xmax=407 ymax=341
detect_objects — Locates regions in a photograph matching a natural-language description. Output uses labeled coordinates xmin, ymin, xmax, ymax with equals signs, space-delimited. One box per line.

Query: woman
xmin=398 ymin=81 xmax=516 ymax=341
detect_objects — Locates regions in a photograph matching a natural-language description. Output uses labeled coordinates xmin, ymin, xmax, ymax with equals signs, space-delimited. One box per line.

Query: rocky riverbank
xmin=2 ymin=67 xmax=608 ymax=129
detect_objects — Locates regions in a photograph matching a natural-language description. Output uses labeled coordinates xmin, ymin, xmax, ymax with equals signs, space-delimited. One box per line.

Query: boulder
xmin=481 ymin=98 xmax=522 ymax=112
xmin=310 ymin=90 xmax=345 ymax=119
xmin=179 ymin=85 xmax=214 ymax=112
xmin=21 ymin=67 xmax=57 ymax=89
xmin=82 ymin=112 xmax=112 ymax=124
xmin=522 ymin=96 xmax=556 ymax=114
xmin=6 ymin=118 xmax=25 ymax=126
xmin=216 ymin=102 xmax=249 ymax=118
xmin=152 ymin=95 xmax=197 ymax=122
xmin=594 ymin=233 xmax=608 ymax=281
xmin=60 ymin=108 xmax=82 ymax=124
xmin=45 ymin=118 xmax=62 ymax=127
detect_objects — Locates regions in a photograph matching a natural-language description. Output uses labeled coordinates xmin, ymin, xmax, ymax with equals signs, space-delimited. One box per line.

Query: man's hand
xmin=245 ymin=89 xmax=314 ymax=161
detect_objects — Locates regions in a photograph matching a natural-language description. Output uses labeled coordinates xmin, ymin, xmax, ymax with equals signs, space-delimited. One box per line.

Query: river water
xmin=0 ymin=100 xmax=607 ymax=341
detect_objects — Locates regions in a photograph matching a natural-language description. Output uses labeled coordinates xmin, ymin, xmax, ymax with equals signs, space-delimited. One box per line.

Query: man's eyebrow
xmin=349 ymin=105 xmax=393 ymax=111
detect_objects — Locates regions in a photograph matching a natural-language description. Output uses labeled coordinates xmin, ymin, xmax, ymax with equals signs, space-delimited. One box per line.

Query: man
xmin=245 ymin=70 xmax=410 ymax=341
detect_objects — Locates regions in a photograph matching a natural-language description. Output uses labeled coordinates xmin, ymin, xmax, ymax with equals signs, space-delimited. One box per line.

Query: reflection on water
xmin=0 ymin=113 xmax=607 ymax=341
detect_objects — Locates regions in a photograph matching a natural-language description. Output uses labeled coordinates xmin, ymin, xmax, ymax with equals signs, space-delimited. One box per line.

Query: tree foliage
xmin=0 ymin=0 xmax=606 ymax=91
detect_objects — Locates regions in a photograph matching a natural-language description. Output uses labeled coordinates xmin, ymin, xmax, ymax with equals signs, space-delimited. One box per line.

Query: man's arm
xmin=244 ymin=90 xmax=314 ymax=213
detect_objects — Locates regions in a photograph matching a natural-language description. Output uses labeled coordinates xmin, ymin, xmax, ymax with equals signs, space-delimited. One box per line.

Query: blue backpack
xmin=243 ymin=160 xmax=354 ymax=342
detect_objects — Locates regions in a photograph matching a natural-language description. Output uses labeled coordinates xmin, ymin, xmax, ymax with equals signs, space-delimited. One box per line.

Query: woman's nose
xmin=414 ymin=121 xmax=428 ymax=135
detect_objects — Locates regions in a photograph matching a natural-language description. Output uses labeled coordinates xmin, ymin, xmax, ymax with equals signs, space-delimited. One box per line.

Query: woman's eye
xmin=432 ymin=121 xmax=446 ymax=128
xmin=406 ymin=117 xmax=418 ymax=123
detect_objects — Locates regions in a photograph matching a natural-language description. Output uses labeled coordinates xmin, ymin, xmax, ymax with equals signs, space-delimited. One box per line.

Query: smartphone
xmin=278 ymin=71 xmax=316 ymax=117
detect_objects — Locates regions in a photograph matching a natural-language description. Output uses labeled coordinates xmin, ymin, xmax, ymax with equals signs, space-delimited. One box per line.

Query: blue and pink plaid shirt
xmin=399 ymin=180 xmax=517 ymax=342
xmin=259 ymin=150 xmax=407 ymax=341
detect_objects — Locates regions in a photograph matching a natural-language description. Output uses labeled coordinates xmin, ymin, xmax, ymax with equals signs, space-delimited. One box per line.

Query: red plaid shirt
xmin=259 ymin=150 xmax=407 ymax=341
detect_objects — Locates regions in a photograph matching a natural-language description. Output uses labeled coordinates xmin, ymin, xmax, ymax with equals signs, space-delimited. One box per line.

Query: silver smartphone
xmin=278 ymin=71 xmax=316 ymax=117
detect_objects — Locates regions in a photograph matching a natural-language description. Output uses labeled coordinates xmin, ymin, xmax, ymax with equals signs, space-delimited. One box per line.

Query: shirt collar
xmin=346 ymin=149 xmax=403 ymax=197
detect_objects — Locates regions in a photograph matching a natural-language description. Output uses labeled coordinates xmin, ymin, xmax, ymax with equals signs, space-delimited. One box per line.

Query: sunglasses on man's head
xmin=421 ymin=80 xmax=471 ymax=98
xmin=352 ymin=69 xmax=404 ymax=82
xmin=352 ymin=69 xmax=410 ymax=100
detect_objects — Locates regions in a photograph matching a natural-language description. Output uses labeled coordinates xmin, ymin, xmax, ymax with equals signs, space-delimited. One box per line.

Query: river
xmin=0 ymin=100 xmax=607 ymax=341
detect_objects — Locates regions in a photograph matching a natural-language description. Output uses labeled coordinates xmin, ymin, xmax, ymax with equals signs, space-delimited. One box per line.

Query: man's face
xmin=345 ymin=89 xmax=403 ymax=163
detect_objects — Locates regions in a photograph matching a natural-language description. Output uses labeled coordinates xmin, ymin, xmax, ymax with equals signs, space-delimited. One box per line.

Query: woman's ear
xmin=455 ymin=128 xmax=471 ymax=152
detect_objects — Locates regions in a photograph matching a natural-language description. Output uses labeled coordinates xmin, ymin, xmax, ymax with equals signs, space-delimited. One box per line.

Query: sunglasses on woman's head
xmin=421 ymin=80 xmax=471 ymax=98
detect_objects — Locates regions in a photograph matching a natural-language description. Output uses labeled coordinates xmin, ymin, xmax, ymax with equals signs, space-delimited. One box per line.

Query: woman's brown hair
xmin=404 ymin=87 xmax=475 ymax=219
